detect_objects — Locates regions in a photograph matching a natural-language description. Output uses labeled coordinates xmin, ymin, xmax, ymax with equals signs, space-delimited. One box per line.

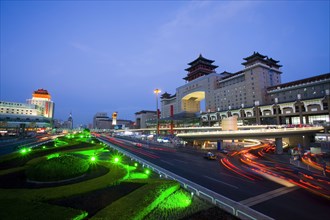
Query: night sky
xmin=1 ymin=1 xmax=329 ymax=126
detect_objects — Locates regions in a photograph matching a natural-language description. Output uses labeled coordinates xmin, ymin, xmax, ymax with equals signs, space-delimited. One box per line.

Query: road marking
xmin=160 ymin=159 xmax=175 ymax=166
xmin=173 ymin=159 xmax=189 ymax=164
xmin=219 ymin=172 xmax=255 ymax=184
xmin=203 ymin=175 xmax=239 ymax=189
xmin=240 ymin=186 xmax=298 ymax=207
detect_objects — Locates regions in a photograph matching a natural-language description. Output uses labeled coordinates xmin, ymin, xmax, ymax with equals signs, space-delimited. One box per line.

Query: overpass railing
xmin=99 ymin=138 xmax=273 ymax=220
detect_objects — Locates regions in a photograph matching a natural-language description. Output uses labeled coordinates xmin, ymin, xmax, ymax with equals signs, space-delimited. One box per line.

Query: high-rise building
xmin=62 ymin=112 xmax=73 ymax=129
xmin=27 ymin=89 xmax=55 ymax=119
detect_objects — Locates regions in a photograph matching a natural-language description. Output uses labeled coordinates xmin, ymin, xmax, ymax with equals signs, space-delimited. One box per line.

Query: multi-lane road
xmin=0 ymin=134 xmax=56 ymax=156
xmin=100 ymin=135 xmax=330 ymax=220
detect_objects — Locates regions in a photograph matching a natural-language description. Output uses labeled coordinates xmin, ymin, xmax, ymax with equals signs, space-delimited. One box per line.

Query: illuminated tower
xmin=112 ymin=112 xmax=117 ymax=125
xmin=27 ymin=89 xmax=55 ymax=118
xmin=68 ymin=112 xmax=73 ymax=129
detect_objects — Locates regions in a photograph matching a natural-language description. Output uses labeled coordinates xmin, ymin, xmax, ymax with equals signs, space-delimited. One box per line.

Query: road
xmin=0 ymin=134 xmax=55 ymax=156
xmin=100 ymin=136 xmax=330 ymax=220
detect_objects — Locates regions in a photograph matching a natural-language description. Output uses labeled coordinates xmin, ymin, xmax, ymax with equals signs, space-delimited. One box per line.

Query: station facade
xmin=160 ymin=52 xmax=330 ymax=127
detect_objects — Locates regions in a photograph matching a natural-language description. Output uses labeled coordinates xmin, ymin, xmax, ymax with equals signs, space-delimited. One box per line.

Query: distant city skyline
xmin=1 ymin=1 xmax=329 ymax=126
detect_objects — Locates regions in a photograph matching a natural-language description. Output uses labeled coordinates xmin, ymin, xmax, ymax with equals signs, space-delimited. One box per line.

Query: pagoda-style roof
xmin=266 ymin=58 xmax=282 ymax=68
xmin=242 ymin=52 xmax=268 ymax=66
xmin=135 ymin=110 xmax=157 ymax=115
xmin=188 ymin=54 xmax=216 ymax=66
xmin=185 ymin=63 xmax=218 ymax=72
xmin=183 ymin=69 xmax=215 ymax=81
xmin=33 ymin=88 xmax=50 ymax=95
xmin=243 ymin=52 xmax=267 ymax=61
xmin=267 ymin=57 xmax=280 ymax=63
xmin=161 ymin=92 xmax=171 ymax=99
xmin=32 ymin=88 xmax=51 ymax=100
xmin=160 ymin=92 xmax=176 ymax=99
xmin=242 ymin=52 xmax=282 ymax=69
xmin=185 ymin=69 xmax=215 ymax=77
xmin=184 ymin=54 xmax=218 ymax=82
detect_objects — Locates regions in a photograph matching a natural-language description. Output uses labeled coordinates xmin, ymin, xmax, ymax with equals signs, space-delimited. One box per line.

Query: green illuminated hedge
xmin=145 ymin=189 xmax=212 ymax=219
xmin=91 ymin=179 xmax=180 ymax=220
xmin=25 ymin=155 xmax=90 ymax=182
xmin=0 ymin=198 xmax=87 ymax=220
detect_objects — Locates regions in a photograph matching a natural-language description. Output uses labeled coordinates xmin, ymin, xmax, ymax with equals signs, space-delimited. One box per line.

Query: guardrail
xmin=29 ymin=140 xmax=53 ymax=148
xmin=98 ymin=138 xmax=273 ymax=220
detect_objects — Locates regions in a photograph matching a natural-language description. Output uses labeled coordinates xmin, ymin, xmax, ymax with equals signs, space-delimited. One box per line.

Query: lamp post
xmin=154 ymin=89 xmax=161 ymax=136
xmin=326 ymin=90 xmax=330 ymax=123
xmin=274 ymin=98 xmax=280 ymax=125
xmin=297 ymin=94 xmax=303 ymax=125
xmin=254 ymin=101 xmax=260 ymax=125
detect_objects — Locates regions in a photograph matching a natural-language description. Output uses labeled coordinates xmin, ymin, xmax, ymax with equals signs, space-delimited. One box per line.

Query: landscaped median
xmin=91 ymin=179 xmax=180 ymax=220
xmin=0 ymin=132 xmax=228 ymax=219
xmin=0 ymin=198 xmax=88 ymax=220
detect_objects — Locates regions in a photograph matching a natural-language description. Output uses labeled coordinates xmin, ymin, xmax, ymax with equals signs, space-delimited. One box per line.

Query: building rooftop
xmin=267 ymin=72 xmax=330 ymax=91
xmin=243 ymin=51 xmax=267 ymax=61
xmin=187 ymin=54 xmax=216 ymax=66
xmin=32 ymin=88 xmax=51 ymax=100
xmin=33 ymin=89 xmax=50 ymax=95
xmin=161 ymin=92 xmax=176 ymax=99
xmin=135 ymin=110 xmax=157 ymax=115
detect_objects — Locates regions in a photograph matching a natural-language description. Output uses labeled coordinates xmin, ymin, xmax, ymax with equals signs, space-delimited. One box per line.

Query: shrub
xmin=145 ymin=189 xmax=212 ymax=220
xmin=26 ymin=155 xmax=90 ymax=182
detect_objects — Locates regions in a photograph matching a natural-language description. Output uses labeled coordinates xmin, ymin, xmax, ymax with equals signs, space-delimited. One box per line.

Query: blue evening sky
xmin=1 ymin=1 xmax=329 ymax=126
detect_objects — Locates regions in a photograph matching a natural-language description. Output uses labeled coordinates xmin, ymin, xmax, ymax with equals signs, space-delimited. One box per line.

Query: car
xmin=219 ymin=149 xmax=229 ymax=155
xmin=204 ymin=152 xmax=217 ymax=160
xmin=133 ymin=142 xmax=143 ymax=147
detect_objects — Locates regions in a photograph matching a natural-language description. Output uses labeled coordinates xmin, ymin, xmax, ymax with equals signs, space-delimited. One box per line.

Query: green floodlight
xmin=20 ymin=148 xmax=27 ymax=154
xmin=28 ymin=148 xmax=32 ymax=152
xmin=134 ymin=162 xmax=138 ymax=167
xmin=90 ymin=156 xmax=97 ymax=162
xmin=145 ymin=169 xmax=150 ymax=175
xmin=42 ymin=146 xmax=46 ymax=149
xmin=113 ymin=156 xmax=121 ymax=164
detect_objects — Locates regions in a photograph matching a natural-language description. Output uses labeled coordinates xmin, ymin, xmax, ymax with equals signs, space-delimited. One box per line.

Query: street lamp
xmin=154 ymin=89 xmax=161 ymax=136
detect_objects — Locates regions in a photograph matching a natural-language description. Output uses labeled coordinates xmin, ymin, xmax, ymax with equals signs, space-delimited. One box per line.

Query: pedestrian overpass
xmin=176 ymin=127 xmax=324 ymax=154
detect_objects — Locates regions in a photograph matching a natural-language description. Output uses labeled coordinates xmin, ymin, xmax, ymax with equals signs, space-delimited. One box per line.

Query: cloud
xmin=134 ymin=1 xmax=257 ymax=74
xmin=156 ymin=1 xmax=255 ymax=40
